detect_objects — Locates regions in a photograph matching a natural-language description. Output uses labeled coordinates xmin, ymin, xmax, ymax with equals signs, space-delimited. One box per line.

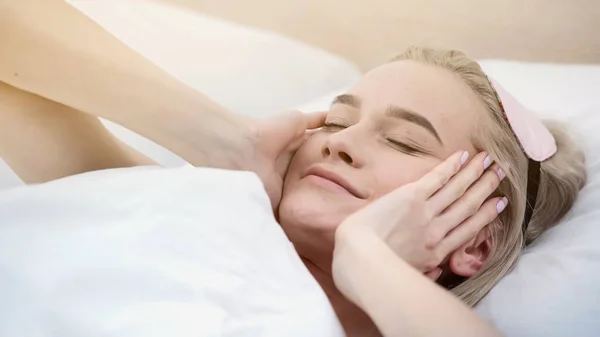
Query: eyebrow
xmin=385 ymin=106 xmax=443 ymax=145
xmin=331 ymin=94 xmax=443 ymax=145
xmin=332 ymin=94 xmax=361 ymax=109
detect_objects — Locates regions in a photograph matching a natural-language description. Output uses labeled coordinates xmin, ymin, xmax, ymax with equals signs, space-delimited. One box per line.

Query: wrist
xmin=332 ymin=224 xmax=382 ymax=305
xmin=173 ymin=112 xmax=255 ymax=170
xmin=144 ymin=90 xmax=256 ymax=170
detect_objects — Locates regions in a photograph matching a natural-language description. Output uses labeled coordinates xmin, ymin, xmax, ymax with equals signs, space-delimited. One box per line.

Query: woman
xmin=278 ymin=47 xmax=587 ymax=335
xmin=0 ymin=1 xmax=587 ymax=336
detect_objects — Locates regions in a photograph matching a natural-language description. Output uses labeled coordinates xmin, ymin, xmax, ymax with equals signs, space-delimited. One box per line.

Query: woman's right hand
xmin=244 ymin=110 xmax=325 ymax=209
xmin=332 ymin=150 xmax=507 ymax=292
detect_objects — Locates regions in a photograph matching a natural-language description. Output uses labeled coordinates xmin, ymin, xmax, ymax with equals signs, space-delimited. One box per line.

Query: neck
xmin=302 ymin=257 xmax=381 ymax=337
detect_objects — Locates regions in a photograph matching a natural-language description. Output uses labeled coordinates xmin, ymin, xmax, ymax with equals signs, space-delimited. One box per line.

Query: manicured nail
xmin=483 ymin=155 xmax=493 ymax=169
xmin=460 ymin=151 xmax=469 ymax=165
xmin=497 ymin=167 xmax=506 ymax=180
xmin=496 ymin=197 xmax=508 ymax=213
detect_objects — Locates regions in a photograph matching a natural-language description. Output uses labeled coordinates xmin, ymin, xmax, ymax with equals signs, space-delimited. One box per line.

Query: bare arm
xmin=0 ymin=81 xmax=155 ymax=183
xmin=0 ymin=0 xmax=252 ymax=169
xmin=333 ymin=228 xmax=504 ymax=337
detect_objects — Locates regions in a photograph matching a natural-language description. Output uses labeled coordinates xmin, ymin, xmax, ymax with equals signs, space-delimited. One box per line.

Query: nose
xmin=321 ymin=130 xmax=364 ymax=167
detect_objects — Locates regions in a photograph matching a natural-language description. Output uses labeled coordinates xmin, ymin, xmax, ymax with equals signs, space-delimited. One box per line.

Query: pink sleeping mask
xmin=486 ymin=77 xmax=557 ymax=237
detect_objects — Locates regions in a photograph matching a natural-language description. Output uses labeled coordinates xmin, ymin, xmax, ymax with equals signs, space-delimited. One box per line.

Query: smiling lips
xmin=304 ymin=167 xmax=365 ymax=199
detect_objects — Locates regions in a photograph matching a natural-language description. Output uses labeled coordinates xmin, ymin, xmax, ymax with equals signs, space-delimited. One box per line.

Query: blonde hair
xmin=391 ymin=46 xmax=587 ymax=305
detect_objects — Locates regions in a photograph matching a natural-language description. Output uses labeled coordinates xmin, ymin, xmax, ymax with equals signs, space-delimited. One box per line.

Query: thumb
xmin=281 ymin=110 xmax=326 ymax=137
xmin=288 ymin=111 xmax=327 ymax=151
xmin=303 ymin=110 xmax=327 ymax=129
xmin=269 ymin=110 xmax=326 ymax=151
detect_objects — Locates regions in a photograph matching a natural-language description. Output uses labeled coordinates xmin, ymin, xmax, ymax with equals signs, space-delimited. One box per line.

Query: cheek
xmin=371 ymin=156 xmax=438 ymax=198
xmin=288 ymin=135 xmax=321 ymax=170
xmin=279 ymin=135 xmax=364 ymax=233
xmin=283 ymin=134 xmax=326 ymax=190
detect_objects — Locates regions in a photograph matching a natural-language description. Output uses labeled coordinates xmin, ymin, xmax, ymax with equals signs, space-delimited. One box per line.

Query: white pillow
xmin=0 ymin=166 xmax=344 ymax=337
xmin=295 ymin=61 xmax=600 ymax=337
xmin=0 ymin=160 xmax=21 ymax=191
xmin=473 ymin=61 xmax=600 ymax=337
xmin=0 ymin=0 xmax=362 ymax=183
xmin=478 ymin=60 xmax=600 ymax=112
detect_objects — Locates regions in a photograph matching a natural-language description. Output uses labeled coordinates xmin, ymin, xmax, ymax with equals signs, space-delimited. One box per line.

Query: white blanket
xmin=0 ymin=167 xmax=344 ymax=337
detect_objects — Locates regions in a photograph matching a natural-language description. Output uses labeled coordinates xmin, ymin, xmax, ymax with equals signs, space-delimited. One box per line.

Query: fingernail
xmin=496 ymin=197 xmax=508 ymax=213
xmin=483 ymin=155 xmax=493 ymax=169
xmin=460 ymin=151 xmax=469 ymax=165
xmin=497 ymin=167 xmax=506 ymax=180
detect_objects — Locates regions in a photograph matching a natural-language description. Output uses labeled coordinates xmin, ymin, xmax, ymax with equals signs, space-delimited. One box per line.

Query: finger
xmin=424 ymin=267 xmax=443 ymax=281
xmin=413 ymin=151 xmax=468 ymax=198
xmin=278 ymin=126 xmax=321 ymax=173
xmin=438 ymin=196 xmax=508 ymax=256
xmin=304 ymin=128 xmax=318 ymax=140
xmin=280 ymin=110 xmax=325 ymax=140
xmin=303 ymin=111 xmax=327 ymax=129
xmin=433 ymin=164 xmax=504 ymax=234
xmin=286 ymin=128 xmax=321 ymax=152
xmin=265 ymin=110 xmax=322 ymax=146
xmin=428 ymin=152 xmax=492 ymax=215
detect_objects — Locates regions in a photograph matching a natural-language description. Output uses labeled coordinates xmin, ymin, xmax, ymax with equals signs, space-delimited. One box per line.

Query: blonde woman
xmin=0 ymin=1 xmax=586 ymax=336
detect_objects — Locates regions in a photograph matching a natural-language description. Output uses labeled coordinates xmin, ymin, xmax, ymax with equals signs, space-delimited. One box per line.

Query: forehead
xmin=346 ymin=60 xmax=485 ymax=152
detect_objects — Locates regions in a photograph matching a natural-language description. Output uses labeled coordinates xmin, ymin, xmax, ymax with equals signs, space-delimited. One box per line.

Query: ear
xmin=448 ymin=229 xmax=493 ymax=277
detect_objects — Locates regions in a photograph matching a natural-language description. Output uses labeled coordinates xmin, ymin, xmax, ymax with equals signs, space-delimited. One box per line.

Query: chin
xmin=278 ymin=187 xmax=360 ymax=237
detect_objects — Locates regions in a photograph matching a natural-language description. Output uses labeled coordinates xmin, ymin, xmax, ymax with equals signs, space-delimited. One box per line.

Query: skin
xmin=278 ymin=60 xmax=493 ymax=335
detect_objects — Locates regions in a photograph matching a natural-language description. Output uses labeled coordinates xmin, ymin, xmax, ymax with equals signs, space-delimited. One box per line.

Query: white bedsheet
xmin=0 ymin=167 xmax=344 ymax=337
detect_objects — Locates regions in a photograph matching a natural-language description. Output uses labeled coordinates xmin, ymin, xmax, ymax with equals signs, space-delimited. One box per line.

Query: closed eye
xmin=322 ymin=121 xmax=349 ymax=131
xmin=386 ymin=138 xmax=432 ymax=156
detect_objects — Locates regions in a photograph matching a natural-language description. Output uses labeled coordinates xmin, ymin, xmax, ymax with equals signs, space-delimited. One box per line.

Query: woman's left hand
xmin=333 ymin=150 xmax=507 ymax=283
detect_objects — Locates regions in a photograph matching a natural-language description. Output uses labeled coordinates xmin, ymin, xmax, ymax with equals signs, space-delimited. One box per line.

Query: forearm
xmin=333 ymin=228 xmax=504 ymax=337
xmin=0 ymin=0 xmax=252 ymax=168
xmin=0 ymin=81 xmax=155 ymax=183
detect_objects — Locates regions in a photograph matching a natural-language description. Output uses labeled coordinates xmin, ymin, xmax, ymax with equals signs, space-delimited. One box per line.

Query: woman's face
xmin=279 ymin=60 xmax=486 ymax=251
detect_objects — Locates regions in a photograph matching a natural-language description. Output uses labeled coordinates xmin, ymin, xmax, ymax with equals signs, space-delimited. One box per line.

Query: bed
xmin=0 ymin=1 xmax=599 ymax=336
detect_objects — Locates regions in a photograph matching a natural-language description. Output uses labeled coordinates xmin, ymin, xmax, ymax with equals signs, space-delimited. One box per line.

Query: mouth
xmin=304 ymin=166 xmax=365 ymax=199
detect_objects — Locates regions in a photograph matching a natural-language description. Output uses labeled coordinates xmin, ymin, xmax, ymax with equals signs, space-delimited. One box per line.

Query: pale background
xmin=163 ymin=0 xmax=600 ymax=70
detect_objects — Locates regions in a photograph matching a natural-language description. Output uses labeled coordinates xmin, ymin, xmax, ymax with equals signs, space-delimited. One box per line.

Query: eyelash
xmin=385 ymin=138 xmax=423 ymax=155
xmin=322 ymin=122 xmax=425 ymax=156
xmin=322 ymin=122 xmax=348 ymax=130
